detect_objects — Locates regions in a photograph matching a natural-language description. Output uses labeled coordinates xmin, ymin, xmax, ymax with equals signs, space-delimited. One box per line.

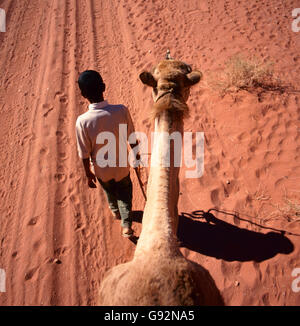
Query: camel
xmin=98 ymin=53 xmax=224 ymax=305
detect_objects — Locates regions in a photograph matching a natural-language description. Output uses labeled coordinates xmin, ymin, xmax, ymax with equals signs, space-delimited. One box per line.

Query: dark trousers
xmin=98 ymin=174 xmax=133 ymax=228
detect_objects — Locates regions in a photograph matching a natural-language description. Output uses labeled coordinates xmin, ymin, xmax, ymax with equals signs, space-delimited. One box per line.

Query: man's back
xmin=76 ymin=100 xmax=134 ymax=182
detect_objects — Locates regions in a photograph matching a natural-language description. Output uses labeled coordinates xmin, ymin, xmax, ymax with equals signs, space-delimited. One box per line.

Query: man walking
xmin=75 ymin=70 xmax=135 ymax=238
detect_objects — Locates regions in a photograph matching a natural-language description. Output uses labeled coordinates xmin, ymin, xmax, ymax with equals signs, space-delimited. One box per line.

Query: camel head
xmin=139 ymin=52 xmax=202 ymax=119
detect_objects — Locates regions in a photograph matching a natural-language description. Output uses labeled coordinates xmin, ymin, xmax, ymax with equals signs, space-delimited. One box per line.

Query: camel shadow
xmin=177 ymin=209 xmax=294 ymax=262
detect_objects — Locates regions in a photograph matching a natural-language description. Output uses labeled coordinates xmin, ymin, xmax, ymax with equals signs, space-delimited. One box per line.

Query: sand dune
xmin=0 ymin=0 xmax=299 ymax=305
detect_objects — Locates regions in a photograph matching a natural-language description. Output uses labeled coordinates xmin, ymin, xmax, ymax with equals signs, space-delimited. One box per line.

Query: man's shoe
xmin=122 ymin=227 xmax=134 ymax=238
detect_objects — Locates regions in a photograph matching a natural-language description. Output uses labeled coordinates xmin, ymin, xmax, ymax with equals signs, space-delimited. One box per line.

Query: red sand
xmin=0 ymin=0 xmax=300 ymax=306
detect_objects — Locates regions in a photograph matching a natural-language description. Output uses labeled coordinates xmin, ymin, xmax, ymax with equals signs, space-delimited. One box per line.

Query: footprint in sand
xmin=45 ymin=246 xmax=70 ymax=266
xmin=28 ymin=216 xmax=38 ymax=226
xmin=58 ymin=151 xmax=68 ymax=161
xmin=54 ymin=172 xmax=67 ymax=183
xmin=42 ymin=103 xmax=54 ymax=117
xmin=56 ymin=196 xmax=68 ymax=208
xmin=20 ymin=133 xmax=35 ymax=146
xmin=54 ymin=246 xmax=69 ymax=256
xmin=69 ymin=193 xmax=81 ymax=207
xmin=255 ymin=166 xmax=268 ymax=179
xmin=24 ymin=267 xmax=38 ymax=281
xmin=46 ymin=257 xmax=62 ymax=265
xmin=40 ymin=147 xmax=48 ymax=155
xmin=221 ymin=260 xmax=242 ymax=277
xmin=33 ymin=240 xmax=42 ymax=250
xmin=56 ymin=130 xmax=70 ymax=145
xmin=210 ymin=188 xmax=220 ymax=206
xmin=39 ymin=148 xmax=49 ymax=172
xmin=55 ymin=130 xmax=64 ymax=139
xmin=55 ymin=91 xmax=68 ymax=103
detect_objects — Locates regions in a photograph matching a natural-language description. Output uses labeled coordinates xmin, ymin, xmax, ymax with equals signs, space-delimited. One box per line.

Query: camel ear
xmin=139 ymin=71 xmax=157 ymax=88
xmin=185 ymin=70 xmax=203 ymax=86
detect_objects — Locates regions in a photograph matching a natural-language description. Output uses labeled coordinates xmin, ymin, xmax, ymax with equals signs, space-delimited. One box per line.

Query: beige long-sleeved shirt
xmin=75 ymin=101 xmax=134 ymax=182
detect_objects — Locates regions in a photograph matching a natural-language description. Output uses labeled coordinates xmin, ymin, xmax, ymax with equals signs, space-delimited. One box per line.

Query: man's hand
xmin=129 ymin=141 xmax=141 ymax=165
xmin=82 ymin=158 xmax=96 ymax=188
xmin=86 ymin=171 xmax=97 ymax=188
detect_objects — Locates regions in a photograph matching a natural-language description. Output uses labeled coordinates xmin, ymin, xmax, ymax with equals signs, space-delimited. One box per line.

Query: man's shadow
xmin=177 ymin=209 xmax=295 ymax=262
xmin=131 ymin=210 xmax=144 ymax=223
xmin=128 ymin=210 xmax=144 ymax=244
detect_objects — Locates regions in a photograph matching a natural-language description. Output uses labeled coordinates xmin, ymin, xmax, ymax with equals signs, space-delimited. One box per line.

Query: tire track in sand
xmin=0 ymin=0 xmax=59 ymax=305
xmin=0 ymin=0 xmax=80 ymax=305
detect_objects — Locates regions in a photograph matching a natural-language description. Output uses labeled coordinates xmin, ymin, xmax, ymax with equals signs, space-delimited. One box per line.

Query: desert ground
xmin=0 ymin=0 xmax=300 ymax=306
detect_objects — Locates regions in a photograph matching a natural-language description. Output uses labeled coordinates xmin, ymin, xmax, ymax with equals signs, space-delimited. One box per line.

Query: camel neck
xmin=134 ymin=110 xmax=182 ymax=257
